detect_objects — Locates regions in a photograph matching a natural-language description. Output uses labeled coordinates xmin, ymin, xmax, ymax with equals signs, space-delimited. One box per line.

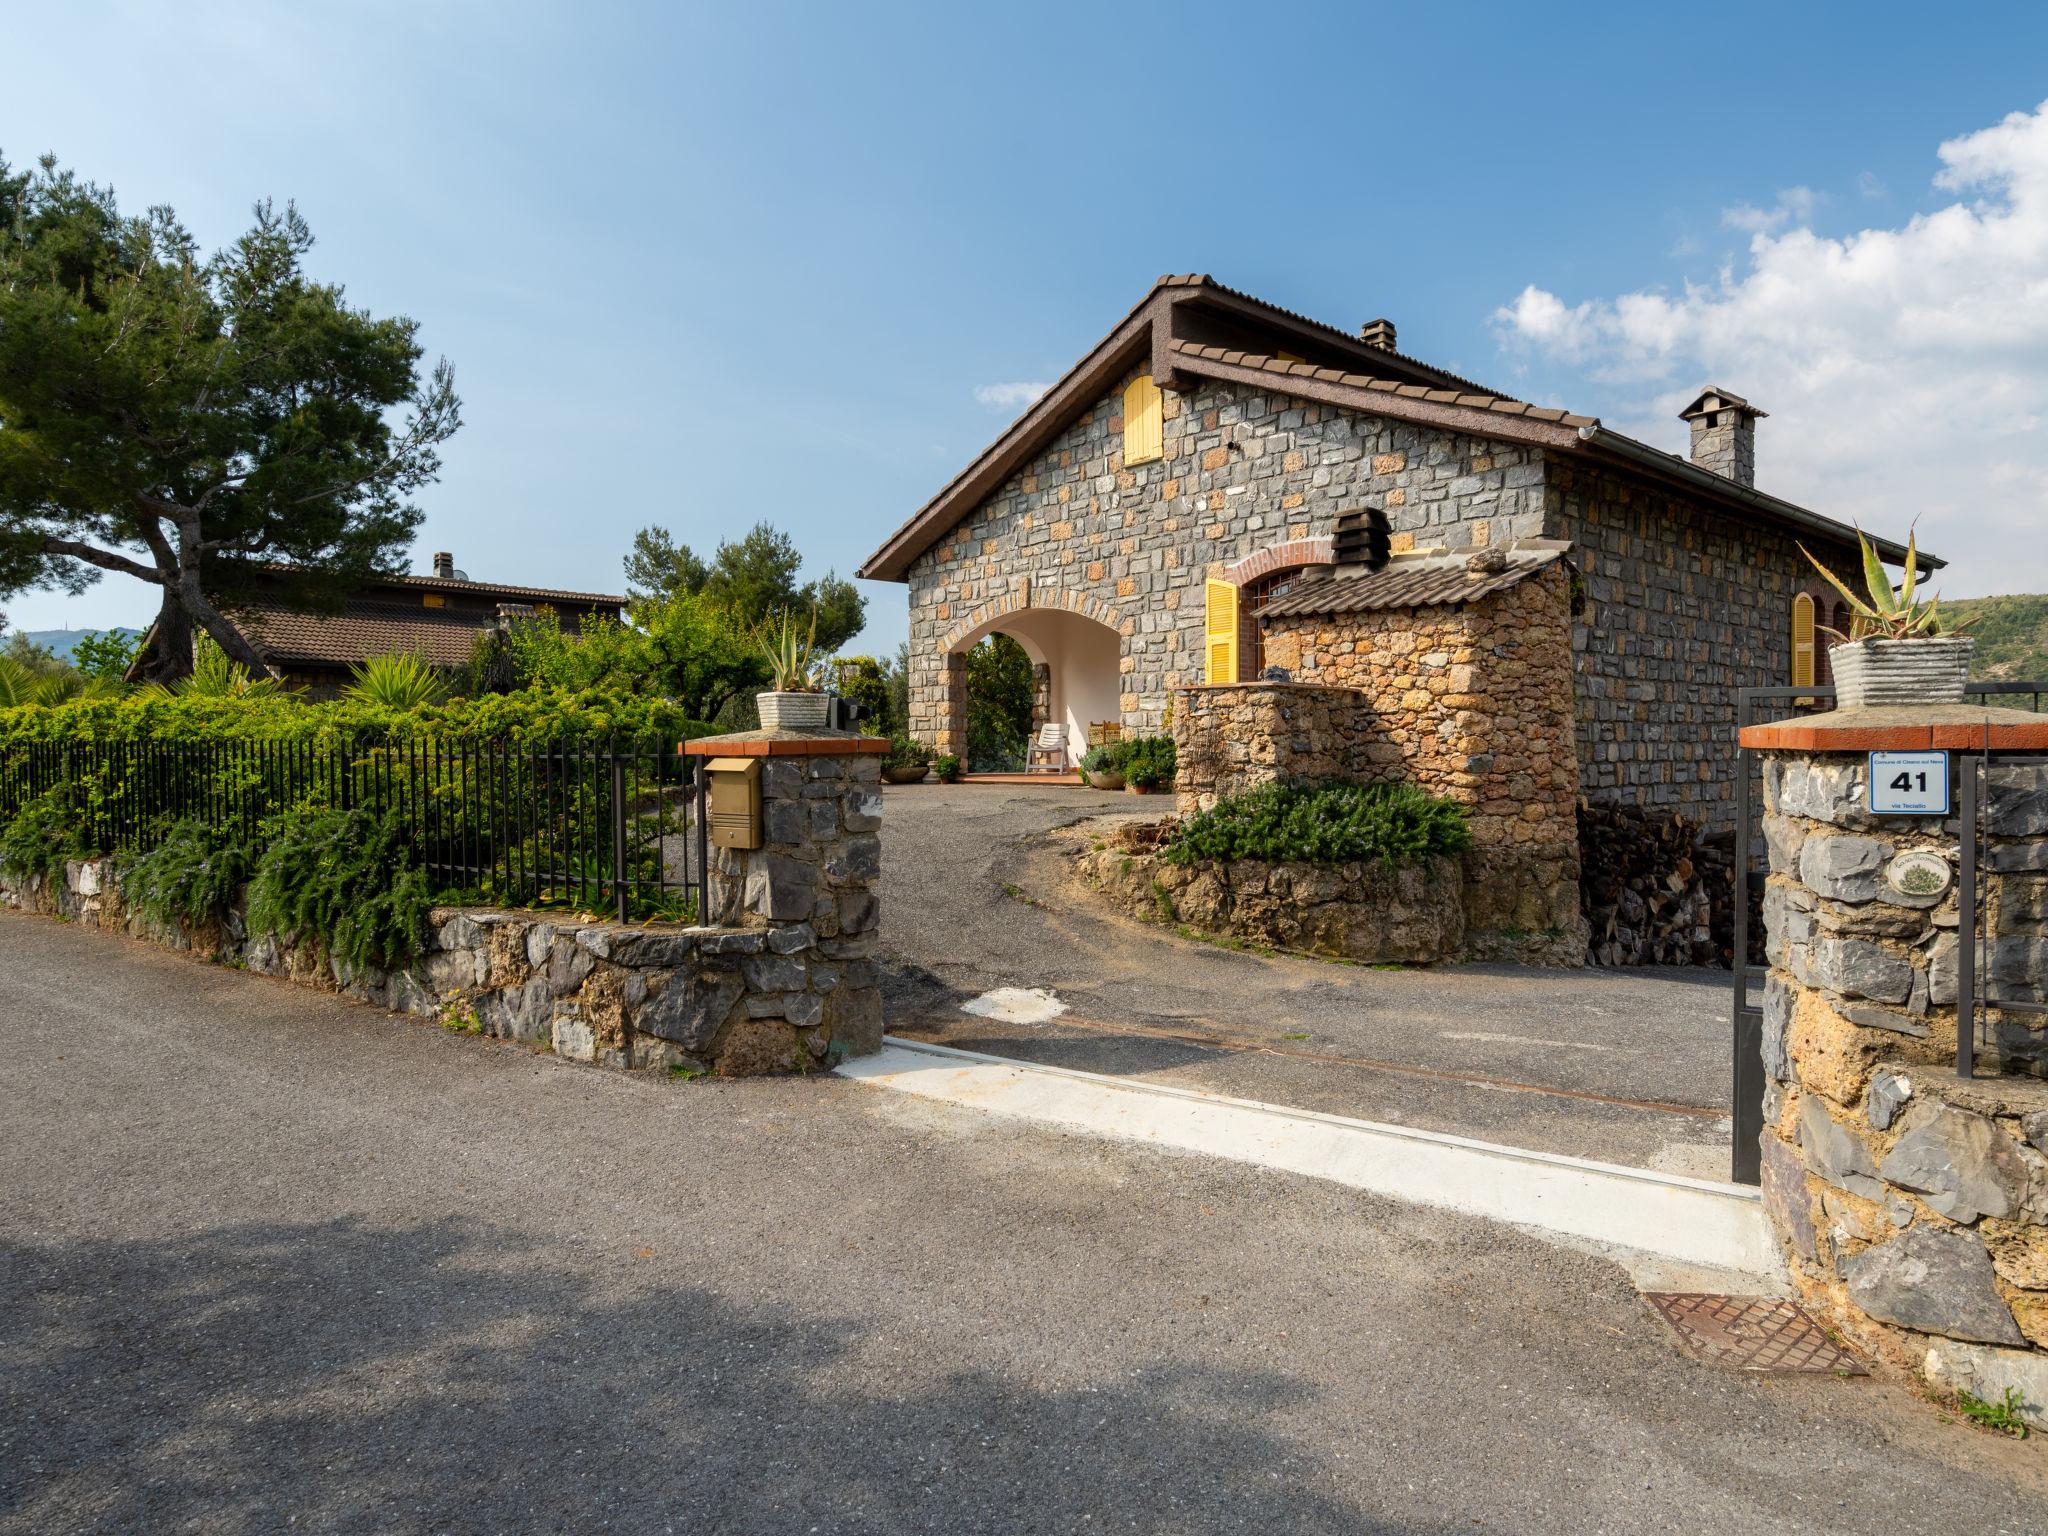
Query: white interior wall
xmin=962 ymin=608 xmax=1123 ymax=768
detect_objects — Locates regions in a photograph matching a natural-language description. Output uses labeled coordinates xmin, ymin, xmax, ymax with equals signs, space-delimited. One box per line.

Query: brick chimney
xmin=433 ymin=551 xmax=455 ymax=579
xmin=1358 ymin=318 xmax=1398 ymax=352
xmin=1678 ymin=387 xmax=1766 ymax=488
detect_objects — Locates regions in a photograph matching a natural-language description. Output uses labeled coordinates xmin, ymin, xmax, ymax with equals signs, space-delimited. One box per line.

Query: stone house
xmin=858 ymin=276 xmax=1924 ymax=950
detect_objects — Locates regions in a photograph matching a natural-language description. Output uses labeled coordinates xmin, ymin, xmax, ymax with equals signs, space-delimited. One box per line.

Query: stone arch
xmin=933 ymin=584 xmax=1129 ymax=769
xmin=1218 ymin=536 xmax=1334 ymax=588
xmin=938 ymin=583 xmax=1131 ymax=656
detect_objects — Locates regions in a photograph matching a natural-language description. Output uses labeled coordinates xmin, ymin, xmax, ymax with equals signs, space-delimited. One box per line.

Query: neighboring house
xmin=132 ymin=552 xmax=626 ymax=696
xmin=859 ymin=275 xmax=1926 ymax=957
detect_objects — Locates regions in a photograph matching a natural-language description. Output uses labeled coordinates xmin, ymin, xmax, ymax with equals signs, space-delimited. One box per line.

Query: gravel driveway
xmin=3 ymin=912 xmax=2042 ymax=1534
xmin=876 ymin=783 xmax=1739 ymax=1175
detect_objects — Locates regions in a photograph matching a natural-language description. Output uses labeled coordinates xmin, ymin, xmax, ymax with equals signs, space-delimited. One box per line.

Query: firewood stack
xmin=1577 ymin=799 xmax=1743 ymax=967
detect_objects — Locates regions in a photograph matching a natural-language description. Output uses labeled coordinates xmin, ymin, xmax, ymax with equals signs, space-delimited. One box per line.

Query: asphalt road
xmin=3 ymin=912 xmax=2043 ymax=1534
xmin=876 ymin=783 xmax=1736 ymax=1175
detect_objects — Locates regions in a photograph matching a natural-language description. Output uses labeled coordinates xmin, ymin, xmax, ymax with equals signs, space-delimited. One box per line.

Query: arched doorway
xmin=941 ymin=605 xmax=1123 ymax=772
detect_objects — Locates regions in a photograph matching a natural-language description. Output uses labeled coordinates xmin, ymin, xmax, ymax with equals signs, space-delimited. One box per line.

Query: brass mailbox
xmin=705 ymin=757 xmax=762 ymax=849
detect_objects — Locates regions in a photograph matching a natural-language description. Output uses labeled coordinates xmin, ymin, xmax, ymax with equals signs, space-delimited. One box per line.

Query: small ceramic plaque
xmin=1885 ymin=849 xmax=1952 ymax=900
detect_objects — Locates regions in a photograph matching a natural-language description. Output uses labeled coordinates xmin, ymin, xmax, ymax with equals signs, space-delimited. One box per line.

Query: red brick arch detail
xmin=1219 ymin=536 xmax=1335 ymax=588
xmin=938 ymin=585 xmax=1131 ymax=656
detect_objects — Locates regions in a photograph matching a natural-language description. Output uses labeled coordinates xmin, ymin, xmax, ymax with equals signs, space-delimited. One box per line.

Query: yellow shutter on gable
xmin=1791 ymin=592 xmax=1816 ymax=688
xmin=1204 ymin=579 xmax=1239 ymax=684
xmin=1123 ymin=373 xmax=1163 ymax=465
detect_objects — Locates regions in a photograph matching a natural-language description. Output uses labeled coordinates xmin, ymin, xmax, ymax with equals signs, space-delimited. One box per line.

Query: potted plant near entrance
xmin=1120 ymin=735 xmax=1177 ymax=795
xmin=1802 ymin=525 xmax=1973 ymax=707
xmin=755 ymin=612 xmax=832 ymax=731
xmin=1080 ymin=743 xmax=1125 ymax=792
xmin=881 ymin=733 xmax=934 ymax=784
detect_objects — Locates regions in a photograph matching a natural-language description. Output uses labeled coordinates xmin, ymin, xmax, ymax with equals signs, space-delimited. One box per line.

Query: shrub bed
xmin=1164 ymin=781 xmax=1471 ymax=867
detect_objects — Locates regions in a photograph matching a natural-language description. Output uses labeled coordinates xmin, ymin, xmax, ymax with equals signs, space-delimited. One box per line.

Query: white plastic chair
xmin=1026 ymin=723 xmax=1067 ymax=774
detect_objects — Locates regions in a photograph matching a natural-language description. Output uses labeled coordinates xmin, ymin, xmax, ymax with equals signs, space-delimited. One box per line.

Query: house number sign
xmin=1867 ymin=750 xmax=1949 ymax=816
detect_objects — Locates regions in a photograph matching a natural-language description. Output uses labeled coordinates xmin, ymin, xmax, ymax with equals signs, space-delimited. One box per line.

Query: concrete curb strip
xmin=846 ymin=1037 xmax=1783 ymax=1279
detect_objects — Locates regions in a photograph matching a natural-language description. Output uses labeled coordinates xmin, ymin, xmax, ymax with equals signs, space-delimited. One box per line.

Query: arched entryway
xmin=938 ymin=602 xmax=1123 ymax=772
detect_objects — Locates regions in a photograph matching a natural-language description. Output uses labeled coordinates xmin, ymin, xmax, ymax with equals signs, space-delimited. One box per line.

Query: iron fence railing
xmin=0 ymin=734 xmax=709 ymax=925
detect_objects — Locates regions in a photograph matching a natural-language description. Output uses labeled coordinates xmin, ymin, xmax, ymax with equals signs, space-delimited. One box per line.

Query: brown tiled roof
xmin=1258 ymin=545 xmax=1568 ymax=618
xmin=258 ymin=565 xmax=627 ymax=607
xmin=1171 ymin=342 xmax=1599 ymax=428
xmin=232 ymin=601 xmax=508 ymax=669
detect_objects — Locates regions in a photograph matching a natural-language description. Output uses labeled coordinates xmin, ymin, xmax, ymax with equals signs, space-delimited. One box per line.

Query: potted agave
xmin=1802 ymin=523 xmax=1973 ymax=707
xmin=756 ymin=612 xmax=833 ymax=732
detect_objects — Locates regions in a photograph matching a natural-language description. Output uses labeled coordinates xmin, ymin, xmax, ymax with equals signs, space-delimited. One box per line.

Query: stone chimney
xmin=1358 ymin=318 xmax=1398 ymax=352
xmin=433 ymin=550 xmax=455 ymax=579
xmin=1678 ymin=387 xmax=1766 ymax=488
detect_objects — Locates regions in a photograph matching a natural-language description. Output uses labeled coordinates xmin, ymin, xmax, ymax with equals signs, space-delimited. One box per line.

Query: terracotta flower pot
xmin=1827 ymin=637 xmax=1974 ymax=708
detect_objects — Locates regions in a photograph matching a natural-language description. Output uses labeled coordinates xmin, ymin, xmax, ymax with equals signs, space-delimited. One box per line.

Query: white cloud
xmin=974 ymin=381 xmax=1051 ymax=409
xmin=1858 ymin=169 xmax=1888 ymax=199
xmin=1494 ymin=101 xmax=2048 ymax=597
xmin=1720 ymin=185 xmax=1820 ymax=233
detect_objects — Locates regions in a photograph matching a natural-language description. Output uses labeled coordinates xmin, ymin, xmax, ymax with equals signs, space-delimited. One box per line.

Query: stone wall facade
xmin=0 ymin=741 xmax=887 ymax=1078
xmin=1755 ymin=750 xmax=2048 ymax=1425
xmin=906 ymin=368 xmax=1858 ymax=836
xmin=1167 ymin=563 xmax=1584 ymax=962
xmin=1547 ymin=457 xmax=1852 ymax=830
xmin=907 ymin=373 xmax=1543 ymax=750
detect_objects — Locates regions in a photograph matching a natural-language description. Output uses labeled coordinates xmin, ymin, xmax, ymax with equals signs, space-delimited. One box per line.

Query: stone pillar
xmin=1029 ymin=663 xmax=1052 ymax=738
xmin=682 ymin=730 xmax=887 ymax=1068
xmin=1741 ymin=705 xmax=2048 ymax=1426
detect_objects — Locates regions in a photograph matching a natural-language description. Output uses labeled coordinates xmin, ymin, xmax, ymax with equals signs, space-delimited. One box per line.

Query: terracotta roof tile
xmin=1257 ymin=546 xmax=1567 ymax=618
xmin=1170 ymin=343 xmax=1600 ymax=431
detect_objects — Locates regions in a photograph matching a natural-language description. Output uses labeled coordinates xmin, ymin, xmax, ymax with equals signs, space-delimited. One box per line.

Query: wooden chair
xmin=1026 ymin=723 xmax=1067 ymax=774
xmin=1087 ymin=721 xmax=1122 ymax=749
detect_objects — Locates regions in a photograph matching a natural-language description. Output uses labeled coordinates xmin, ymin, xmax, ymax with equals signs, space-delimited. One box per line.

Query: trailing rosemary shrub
xmin=0 ymin=789 xmax=92 ymax=883
xmin=122 ymin=818 xmax=254 ymax=930
xmin=1164 ymin=781 xmax=1472 ymax=867
xmin=246 ymin=806 xmax=432 ymax=971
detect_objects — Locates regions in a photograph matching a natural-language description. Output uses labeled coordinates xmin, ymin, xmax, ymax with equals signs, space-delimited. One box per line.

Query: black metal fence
xmin=0 ymin=735 xmax=709 ymax=924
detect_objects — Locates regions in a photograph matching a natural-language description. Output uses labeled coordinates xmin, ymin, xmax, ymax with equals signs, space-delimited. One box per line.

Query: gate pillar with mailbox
xmin=680 ymin=726 xmax=890 ymax=1062
xmin=1734 ymin=700 xmax=2048 ymax=1423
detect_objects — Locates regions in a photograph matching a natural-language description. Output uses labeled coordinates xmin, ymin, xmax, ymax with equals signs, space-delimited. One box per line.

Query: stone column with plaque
xmin=1739 ymin=701 xmax=2048 ymax=1424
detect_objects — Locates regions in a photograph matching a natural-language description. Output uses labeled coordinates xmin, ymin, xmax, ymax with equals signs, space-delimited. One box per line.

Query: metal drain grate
xmin=1644 ymin=1293 xmax=1866 ymax=1375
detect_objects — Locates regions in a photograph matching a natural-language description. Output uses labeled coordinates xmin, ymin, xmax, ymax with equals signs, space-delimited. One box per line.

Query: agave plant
xmin=1800 ymin=522 xmax=1968 ymax=643
xmin=0 ymin=656 xmax=119 ymax=707
xmin=153 ymin=634 xmax=291 ymax=699
xmin=758 ymin=610 xmax=824 ymax=692
xmin=343 ymin=651 xmax=448 ymax=709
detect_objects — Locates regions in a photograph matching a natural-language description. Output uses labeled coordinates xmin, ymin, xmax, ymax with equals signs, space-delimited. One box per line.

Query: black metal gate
xmin=1729 ymin=681 xmax=2045 ymax=1185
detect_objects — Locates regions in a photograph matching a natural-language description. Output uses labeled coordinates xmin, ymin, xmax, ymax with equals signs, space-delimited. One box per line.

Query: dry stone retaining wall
xmin=1166 ymin=564 xmax=1583 ymax=962
xmin=0 ymin=740 xmax=886 ymax=1078
xmin=1756 ymin=750 xmax=2048 ymax=1424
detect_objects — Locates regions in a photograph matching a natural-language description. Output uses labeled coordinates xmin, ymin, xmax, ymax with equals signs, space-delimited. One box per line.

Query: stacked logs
xmin=1577 ymin=799 xmax=1741 ymax=968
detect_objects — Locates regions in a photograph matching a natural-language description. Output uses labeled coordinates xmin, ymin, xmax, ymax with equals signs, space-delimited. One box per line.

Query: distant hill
xmin=12 ymin=627 xmax=145 ymax=663
xmin=1943 ymin=594 xmax=2048 ymax=685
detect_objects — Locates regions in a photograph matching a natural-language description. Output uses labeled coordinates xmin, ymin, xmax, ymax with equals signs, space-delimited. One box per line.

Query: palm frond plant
xmin=344 ymin=651 xmax=448 ymax=710
xmin=152 ymin=635 xmax=290 ymax=700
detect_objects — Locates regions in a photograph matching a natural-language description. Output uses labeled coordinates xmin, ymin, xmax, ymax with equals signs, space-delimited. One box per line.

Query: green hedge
xmin=0 ymin=685 xmax=713 ymax=752
xmin=1164 ymin=781 xmax=1472 ymax=867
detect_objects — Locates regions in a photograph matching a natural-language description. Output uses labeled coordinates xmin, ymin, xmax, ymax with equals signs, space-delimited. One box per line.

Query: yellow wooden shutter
xmin=1123 ymin=374 xmax=1163 ymax=465
xmin=1791 ymin=592 xmax=1816 ymax=688
xmin=1204 ymin=579 xmax=1239 ymax=684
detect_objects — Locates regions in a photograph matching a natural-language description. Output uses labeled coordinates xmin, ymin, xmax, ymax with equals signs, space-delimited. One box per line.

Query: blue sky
xmin=8 ymin=1 xmax=2048 ymax=647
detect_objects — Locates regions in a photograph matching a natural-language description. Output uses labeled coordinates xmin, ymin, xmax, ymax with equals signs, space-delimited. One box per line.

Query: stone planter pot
xmin=1086 ymin=770 xmax=1125 ymax=791
xmin=1827 ymin=636 xmax=1974 ymax=707
xmin=756 ymin=691 xmax=832 ymax=732
xmin=880 ymin=763 xmax=929 ymax=784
